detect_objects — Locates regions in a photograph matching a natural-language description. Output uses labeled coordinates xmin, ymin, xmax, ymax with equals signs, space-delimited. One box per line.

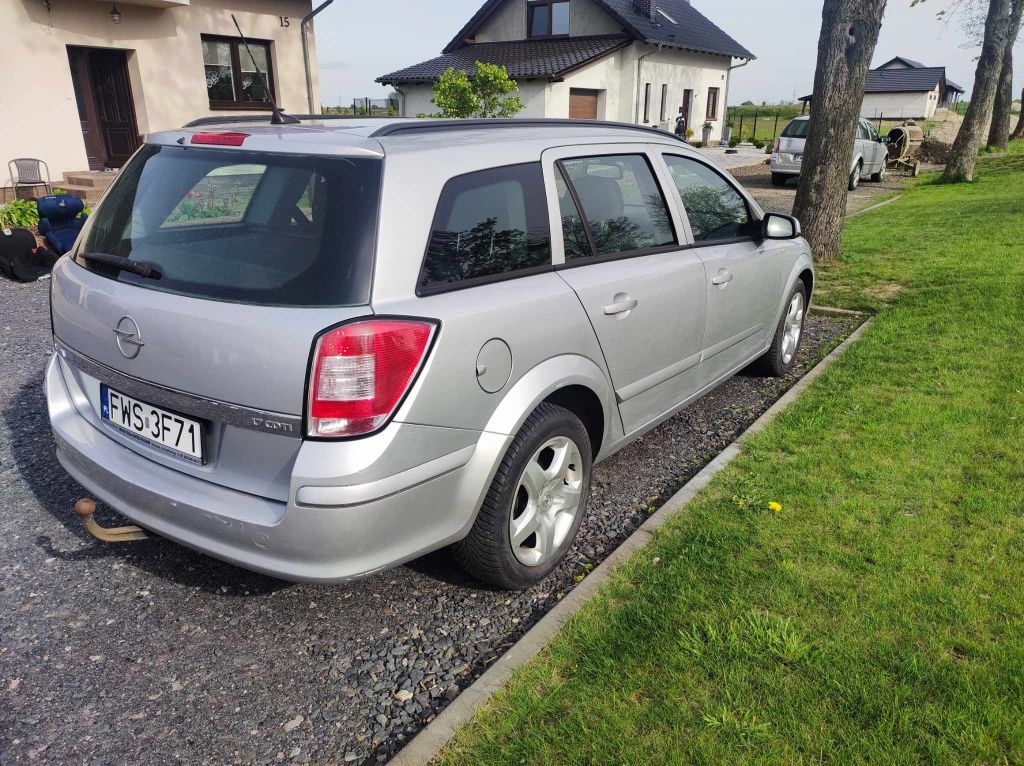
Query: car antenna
xmin=231 ymin=14 xmax=300 ymax=125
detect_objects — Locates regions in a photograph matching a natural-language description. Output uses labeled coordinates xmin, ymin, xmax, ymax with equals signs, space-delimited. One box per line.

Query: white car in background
xmin=770 ymin=116 xmax=888 ymax=190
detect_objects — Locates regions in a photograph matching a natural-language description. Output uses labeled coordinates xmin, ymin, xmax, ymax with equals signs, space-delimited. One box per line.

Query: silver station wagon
xmin=46 ymin=118 xmax=813 ymax=589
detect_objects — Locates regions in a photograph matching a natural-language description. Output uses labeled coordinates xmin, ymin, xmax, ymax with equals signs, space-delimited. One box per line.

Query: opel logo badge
xmin=113 ymin=316 xmax=144 ymax=359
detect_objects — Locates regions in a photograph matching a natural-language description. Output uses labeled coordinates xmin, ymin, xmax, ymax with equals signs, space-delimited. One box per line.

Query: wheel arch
xmin=481 ymin=354 xmax=617 ymax=461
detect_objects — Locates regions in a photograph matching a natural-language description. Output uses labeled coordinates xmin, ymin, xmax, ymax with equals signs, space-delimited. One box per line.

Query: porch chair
xmin=37 ymin=194 xmax=87 ymax=255
xmin=8 ymin=158 xmax=53 ymax=199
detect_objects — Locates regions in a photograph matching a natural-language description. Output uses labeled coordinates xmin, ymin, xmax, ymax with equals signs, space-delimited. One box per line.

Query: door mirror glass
xmin=762 ymin=213 xmax=800 ymax=240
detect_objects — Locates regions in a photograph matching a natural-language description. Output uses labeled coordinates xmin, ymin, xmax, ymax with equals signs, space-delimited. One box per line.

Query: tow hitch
xmin=74 ymin=499 xmax=148 ymax=543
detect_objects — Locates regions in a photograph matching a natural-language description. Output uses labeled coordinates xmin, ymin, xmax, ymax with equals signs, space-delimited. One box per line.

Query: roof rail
xmin=368 ymin=118 xmax=688 ymax=143
xmin=182 ymin=114 xmax=394 ymax=128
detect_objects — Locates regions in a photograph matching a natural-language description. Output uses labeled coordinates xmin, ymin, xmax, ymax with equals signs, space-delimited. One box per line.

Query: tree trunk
xmin=1012 ymin=84 xmax=1024 ymax=139
xmin=987 ymin=44 xmax=1014 ymax=148
xmin=792 ymin=0 xmax=888 ymax=263
xmin=943 ymin=0 xmax=1013 ymax=181
xmin=987 ymin=1 xmax=1022 ymax=148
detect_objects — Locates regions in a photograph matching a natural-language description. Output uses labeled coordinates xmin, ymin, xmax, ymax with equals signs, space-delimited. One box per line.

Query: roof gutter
xmin=302 ymin=0 xmax=335 ymax=114
xmin=720 ymin=57 xmax=750 ymax=139
xmin=634 ymin=42 xmax=663 ymax=123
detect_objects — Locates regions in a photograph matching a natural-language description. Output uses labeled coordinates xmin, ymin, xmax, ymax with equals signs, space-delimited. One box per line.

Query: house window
xmin=643 ymin=83 xmax=651 ymax=122
xmin=660 ymin=84 xmax=668 ymax=122
xmin=528 ymin=1 xmax=570 ymax=38
xmin=706 ymin=87 xmax=720 ymax=120
xmin=202 ymin=35 xmax=274 ymax=109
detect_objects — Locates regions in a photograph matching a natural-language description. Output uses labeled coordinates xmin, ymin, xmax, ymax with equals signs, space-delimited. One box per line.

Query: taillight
xmin=307 ymin=319 xmax=435 ymax=438
xmin=190 ymin=131 xmax=249 ymax=146
xmin=773 ymin=138 xmax=780 ymax=153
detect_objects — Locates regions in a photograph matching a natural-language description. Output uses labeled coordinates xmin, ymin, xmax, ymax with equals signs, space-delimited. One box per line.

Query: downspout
xmin=634 ymin=43 xmax=663 ymax=124
xmin=302 ymin=0 xmax=335 ymax=114
xmin=721 ymin=57 xmax=750 ymax=143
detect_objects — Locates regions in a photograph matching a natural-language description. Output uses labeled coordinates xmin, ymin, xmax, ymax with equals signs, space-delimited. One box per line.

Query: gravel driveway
xmin=0 ymin=277 xmax=860 ymax=765
xmin=728 ymin=160 xmax=918 ymax=216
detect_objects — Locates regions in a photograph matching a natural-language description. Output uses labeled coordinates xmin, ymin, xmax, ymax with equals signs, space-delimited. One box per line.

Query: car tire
xmin=848 ymin=162 xmax=862 ymax=191
xmin=753 ymin=281 xmax=807 ymax=377
xmin=870 ymin=164 xmax=886 ymax=182
xmin=452 ymin=403 xmax=592 ymax=590
xmin=771 ymin=172 xmax=789 ymax=187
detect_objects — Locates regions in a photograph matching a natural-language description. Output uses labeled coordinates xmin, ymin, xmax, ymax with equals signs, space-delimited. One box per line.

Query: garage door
xmin=569 ymin=89 xmax=599 ymax=120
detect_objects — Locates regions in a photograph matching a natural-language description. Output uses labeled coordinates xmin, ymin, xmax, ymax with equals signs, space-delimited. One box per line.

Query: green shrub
xmin=0 ymin=199 xmax=39 ymax=229
xmin=752 ymin=138 xmax=765 ymax=149
xmin=729 ymin=137 xmax=740 ymax=148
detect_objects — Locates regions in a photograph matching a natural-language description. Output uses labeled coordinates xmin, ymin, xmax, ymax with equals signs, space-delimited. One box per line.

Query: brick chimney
xmin=633 ymin=0 xmax=655 ymax=19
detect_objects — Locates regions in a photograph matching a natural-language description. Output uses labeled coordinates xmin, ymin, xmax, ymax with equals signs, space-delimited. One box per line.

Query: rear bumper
xmin=46 ymin=355 xmax=510 ymax=582
xmin=770 ymin=154 xmax=801 ymax=175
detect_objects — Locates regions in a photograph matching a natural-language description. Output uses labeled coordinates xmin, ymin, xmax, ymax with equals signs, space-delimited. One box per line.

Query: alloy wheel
xmin=509 ymin=436 xmax=584 ymax=567
xmin=781 ymin=291 xmax=804 ymax=365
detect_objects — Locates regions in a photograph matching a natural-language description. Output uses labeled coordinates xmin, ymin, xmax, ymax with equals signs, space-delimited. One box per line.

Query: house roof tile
xmin=864 ymin=66 xmax=948 ymax=93
xmin=439 ymin=0 xmax=752 ymax=58
xmin=377 ymin=35 xmax=631 ymax=85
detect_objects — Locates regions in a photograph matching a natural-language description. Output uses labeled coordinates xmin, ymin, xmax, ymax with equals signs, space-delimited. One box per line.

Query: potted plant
xmin=722 ymin=119 xmax=734 ymax=144
xmin=701 ymin=121 xmax=714 ymax=145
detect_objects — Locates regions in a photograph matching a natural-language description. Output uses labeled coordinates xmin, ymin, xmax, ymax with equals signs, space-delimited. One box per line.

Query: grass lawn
xmin=438 ymin=144 xmax=1024 ymax=765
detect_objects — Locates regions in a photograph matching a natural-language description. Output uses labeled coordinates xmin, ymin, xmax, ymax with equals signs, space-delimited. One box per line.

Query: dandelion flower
xmin=768 ymin=501 xmax=783 ymax=513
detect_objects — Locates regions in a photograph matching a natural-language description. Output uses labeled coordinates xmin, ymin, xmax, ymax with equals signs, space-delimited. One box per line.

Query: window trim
xmin=415 ymin=161 xmax=555 ymax=298
xmin=202 ymin=33 xmax=276 ymax=110
xmin=660 ymin=84 xmax=668 ymax=123
xmin=706 ymin=87 xmax=719 ymax=120
xmin=659 ymin=151 xmax=759 ymax=248
xmin=553 ymin=152 xmax=680 ymax=269
xmin=526 ymin=0 xmax=571 ymax=40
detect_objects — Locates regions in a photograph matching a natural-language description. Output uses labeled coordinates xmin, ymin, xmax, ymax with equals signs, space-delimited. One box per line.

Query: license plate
xmin=100 ymin=384 xmax=205 ymax=463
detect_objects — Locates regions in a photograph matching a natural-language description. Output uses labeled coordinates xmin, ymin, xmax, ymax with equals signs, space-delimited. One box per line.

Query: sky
xmin=312 ymin=0 xmax=1024 ymax=108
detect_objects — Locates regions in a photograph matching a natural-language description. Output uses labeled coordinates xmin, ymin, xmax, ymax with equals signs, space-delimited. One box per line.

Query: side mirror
xmin=761 ymin=212 xmax=801 ymax=240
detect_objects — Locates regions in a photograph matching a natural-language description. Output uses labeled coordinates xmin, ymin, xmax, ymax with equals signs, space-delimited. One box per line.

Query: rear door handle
xmin=712 ymin=270 xmax=733 ymax=286
xmin=603 ymin=297 xmax=638 ymax=315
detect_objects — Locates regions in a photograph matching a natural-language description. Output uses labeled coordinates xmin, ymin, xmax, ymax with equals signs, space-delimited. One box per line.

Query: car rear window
xmin=781 ymin=120 xmax=809 ymax=138
xmin=77 ymin=144 xmax=381 ymax=307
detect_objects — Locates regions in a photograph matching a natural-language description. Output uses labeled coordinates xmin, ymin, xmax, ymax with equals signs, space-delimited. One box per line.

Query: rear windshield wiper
xmin=79 ymin=251 xmax=161 ymax=280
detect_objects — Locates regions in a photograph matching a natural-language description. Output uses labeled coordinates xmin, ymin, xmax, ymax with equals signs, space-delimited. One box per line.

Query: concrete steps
xmin=60 ymin=171 xmax=118 ymax=205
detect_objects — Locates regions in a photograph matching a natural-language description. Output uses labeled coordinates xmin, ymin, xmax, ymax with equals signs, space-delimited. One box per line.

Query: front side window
xmin=664 ymin=155 xmax=752 ymax=242
xmin=78 ymin=145 xmax=381 ymax=307
xmin=528 ymin=0 xmax=570 ymax=38
xmin=558 ymin=154 xmax=676 ymax=259
xmin=202 ymin=35 xmax=274 ymax=108
xmin=420 ymin=163 xmax=552 ymax=293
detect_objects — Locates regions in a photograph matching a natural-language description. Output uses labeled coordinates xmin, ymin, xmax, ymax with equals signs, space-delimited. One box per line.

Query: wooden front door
xmin=569 ymin=88 xmax=599 ymax=120
xmin=67 ymin=47 xmax=140 ymax=170
xmin=681 ymin=89 xmax=693 ymax=132
xmin=67 ymin=48 xmax=104 ymax=170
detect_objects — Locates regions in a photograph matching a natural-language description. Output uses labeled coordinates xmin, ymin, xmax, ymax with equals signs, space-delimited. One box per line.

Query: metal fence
xmin=726 ymin=105 xmax=923 ymax=145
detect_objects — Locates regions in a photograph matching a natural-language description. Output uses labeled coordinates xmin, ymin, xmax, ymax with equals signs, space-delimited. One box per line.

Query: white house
xmin=377 ymin=0 xmax=754 ymax=142
xmin=859 ymin=57 xmax=964 ymax=120
xmin=1 ymin=0 xmax=320 ymax=201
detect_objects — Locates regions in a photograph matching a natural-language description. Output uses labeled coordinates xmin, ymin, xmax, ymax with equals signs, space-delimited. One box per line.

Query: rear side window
xmin=419 ymin=163 xmax=551 ymax=294
xmin=781 ymin=120 xmax=809 ymax=138
xmin=558 ymin=154 xmax=675 ymax=260
xmin=664 ymin=155 xmax=752 ymax=242
xmin=78 ymin=145 xmax=381 ymax=307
